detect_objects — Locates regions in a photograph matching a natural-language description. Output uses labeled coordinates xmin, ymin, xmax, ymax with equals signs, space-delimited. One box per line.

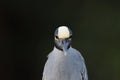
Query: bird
xmin=42 ymin=26 xmax=88 ymax=80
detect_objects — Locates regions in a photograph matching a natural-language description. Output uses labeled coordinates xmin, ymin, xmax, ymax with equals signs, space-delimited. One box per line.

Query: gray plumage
xmin=42 ymin=26 xmax=88 ymax=80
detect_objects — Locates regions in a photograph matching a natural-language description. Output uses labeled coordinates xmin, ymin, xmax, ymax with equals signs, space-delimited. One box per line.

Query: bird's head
xmin=54 ymin=26 xmax=72 ymax=55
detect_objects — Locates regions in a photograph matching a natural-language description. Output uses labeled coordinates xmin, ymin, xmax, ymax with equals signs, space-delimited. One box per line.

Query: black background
xmin=0 ymin=0 xmax=120 ymax=80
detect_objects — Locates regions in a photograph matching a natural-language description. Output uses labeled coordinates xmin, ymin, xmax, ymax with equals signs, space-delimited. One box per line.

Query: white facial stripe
xmin=58 ymin=26 xmax=70 ymax=38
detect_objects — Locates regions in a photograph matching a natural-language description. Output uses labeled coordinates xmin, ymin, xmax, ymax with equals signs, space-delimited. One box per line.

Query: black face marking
xmin=68 ymin=35 xmax=72 ymax=38
xmin=54 ymin=36 xmax=72 ymax=51
xmin=55 ymin=36 xmax=59 ymax=39
xmin=54 ymin=27 xmax=58 ymax=36
xmin=54 ymin=26 xmax=73 ymax=51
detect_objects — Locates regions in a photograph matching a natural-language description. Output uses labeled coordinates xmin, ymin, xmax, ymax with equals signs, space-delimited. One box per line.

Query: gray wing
xmin=81 ymin=62 xmax=88 ymax=80
xmin=42 ymin=48 xmax=88 ymax=80
xmin=42 ymin=77 xmax=44 ymax=80
xmin=80 ymin=55 xmax=88 ymax=80
xmin=72 ymin=48 xmax=88 ymax=80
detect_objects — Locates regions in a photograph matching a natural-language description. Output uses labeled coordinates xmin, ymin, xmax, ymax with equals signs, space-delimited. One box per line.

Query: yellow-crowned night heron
xmin=42 ymin=26 xmax=88 ymax=80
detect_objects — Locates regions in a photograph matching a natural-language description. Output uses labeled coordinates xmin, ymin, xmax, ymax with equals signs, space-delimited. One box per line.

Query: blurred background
xmin=0 ymin=0 xmax=120 ymax=80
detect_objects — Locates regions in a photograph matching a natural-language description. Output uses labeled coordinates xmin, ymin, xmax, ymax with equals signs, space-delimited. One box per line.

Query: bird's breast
xmin=44 ymin=53 xmax=82 ymax=80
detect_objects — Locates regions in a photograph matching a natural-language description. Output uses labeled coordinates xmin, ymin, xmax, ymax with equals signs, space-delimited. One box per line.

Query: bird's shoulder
xmin=47 ymin=47 xmax=64 ymax=58
xmin=69 ymin=47 xmax=85 ymax=61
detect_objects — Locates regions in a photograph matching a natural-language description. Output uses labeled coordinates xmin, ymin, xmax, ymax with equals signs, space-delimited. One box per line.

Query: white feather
xmin=58 ymin=26 xmax=70 ymax=38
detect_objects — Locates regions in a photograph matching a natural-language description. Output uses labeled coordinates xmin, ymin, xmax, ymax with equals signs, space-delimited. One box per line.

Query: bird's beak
xmin=61 ymin=39 xmax=68 ymax=55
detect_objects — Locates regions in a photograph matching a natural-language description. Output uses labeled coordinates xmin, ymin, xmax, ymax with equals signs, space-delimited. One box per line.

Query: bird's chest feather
xmin=45 ymin=53 xmax=82 ymax=79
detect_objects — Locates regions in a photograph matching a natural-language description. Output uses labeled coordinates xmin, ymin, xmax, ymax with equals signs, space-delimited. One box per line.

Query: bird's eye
xmin=69 ymin=35 xmax=72 ymax=38
xmin=55 ymin=36 xmax=59 ymax=39
xmin=67 ymin=35 xmax=72 ymax=40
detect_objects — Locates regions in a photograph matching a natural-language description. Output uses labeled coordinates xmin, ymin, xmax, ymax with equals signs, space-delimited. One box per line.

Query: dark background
xmin=0 ymin=0 xmax=120 ymax=80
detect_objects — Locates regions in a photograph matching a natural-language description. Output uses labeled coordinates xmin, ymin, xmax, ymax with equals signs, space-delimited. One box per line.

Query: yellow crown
xmin=58 ymin=26 xmax=70 ymax=38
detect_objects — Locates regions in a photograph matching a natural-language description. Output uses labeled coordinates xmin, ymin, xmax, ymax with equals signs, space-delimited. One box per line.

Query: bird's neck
xmin=54 ymin=45 xmax=71 ymax=52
